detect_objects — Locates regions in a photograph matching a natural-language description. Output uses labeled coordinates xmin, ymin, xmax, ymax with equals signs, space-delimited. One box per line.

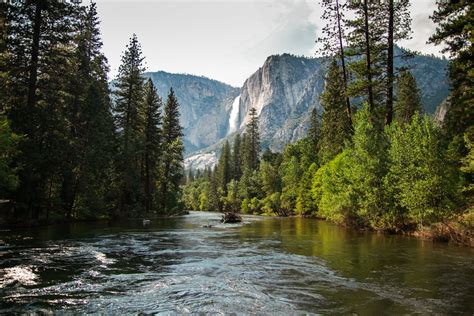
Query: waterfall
xmin=227 ymin=95 xmax=240 ymax=135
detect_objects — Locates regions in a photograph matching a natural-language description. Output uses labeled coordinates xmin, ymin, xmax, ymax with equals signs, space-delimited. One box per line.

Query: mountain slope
xmin=143 ymin=71 xmax=239 ymax=153
xmin=231 ymin=51 xmax=450 ymax=152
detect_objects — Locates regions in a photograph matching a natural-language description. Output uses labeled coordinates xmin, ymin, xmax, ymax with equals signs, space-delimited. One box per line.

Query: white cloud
xmin=95 ymin=0 xmax=443 ymax=87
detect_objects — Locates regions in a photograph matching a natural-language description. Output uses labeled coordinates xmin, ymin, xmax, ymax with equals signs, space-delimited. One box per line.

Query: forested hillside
xmin=0 ymin=2 xmax=185 ymax=225
xmin=183 ymin=0 xmax=473 ymax=243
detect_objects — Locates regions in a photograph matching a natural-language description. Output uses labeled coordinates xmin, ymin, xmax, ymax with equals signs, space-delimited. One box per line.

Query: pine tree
xmin=319 ymin=60 xmax=352 ymax=164
xmin=307 ymin=107 xmax=321 ymax=161
xmin=217 ymin=141 xmax=231 ymax=194
xmin=318 ymin=0 xmax=352 ymax=125
xmin=143 ymin=79 xmax=162 ymax=214
xmin=394 ymin=70 xmax=422 ymax=125
xmin=429 ymin=1 xmax=473 ymax=138
xmin=160 ymin=88 xmax=185 ymax=213
xmin=244 ymin=107 xmax=260 ymax=171
xmin=114 ymin=34 xmax=146 ymax=215
xmin=346 ymin=0 xmax=386 ymax=115
xmin=4 ymin=1 xmax=80 ymax=220
xmin=60 ymin=2 xmax=116 ymax=218
xmin=385 ymin=0 xmax=411 ymax=125
xmin=231 ymin=133 xmax=242 ymax=180
xmin=0 ymin=115 xmax=20 ymax=197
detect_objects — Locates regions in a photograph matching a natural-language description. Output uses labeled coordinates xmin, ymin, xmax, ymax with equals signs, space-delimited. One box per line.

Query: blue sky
xmin=96 ymin=0 xmax=442 ymax=87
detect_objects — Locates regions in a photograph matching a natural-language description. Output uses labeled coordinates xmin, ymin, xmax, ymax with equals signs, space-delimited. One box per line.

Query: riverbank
xmin=0 ymin=204 xmax=190 ymax=229
xmin=238 ymin=208 xmax=474 ymax=247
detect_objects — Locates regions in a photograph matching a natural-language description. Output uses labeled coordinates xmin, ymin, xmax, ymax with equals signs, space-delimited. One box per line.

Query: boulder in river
xmin=221 ymin=212 xmax=242 ymax=224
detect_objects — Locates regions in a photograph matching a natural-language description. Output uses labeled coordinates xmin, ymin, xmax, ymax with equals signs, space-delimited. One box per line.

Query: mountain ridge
xmin=113 ymin=51 xmax=450 ymax=170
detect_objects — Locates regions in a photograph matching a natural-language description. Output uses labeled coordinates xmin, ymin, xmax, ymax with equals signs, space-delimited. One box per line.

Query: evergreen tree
xmin=319 ymin=60 xmax=352 ymax=164
xmin=429 ymin=1 xmax=473 ymax=138
xmin=160 ymin=88 xmax=185 ymax=213
xmin=4 ymin=1 xmax=80 ymax=220
xmin=318 ymin=0 xmax=352 ymax=125
xmin=217 ymin=141 xmax=231 ymax=194
xmin=394 ymin=70 xmax=422 ymax=125
xmin=385 ymin=0 xmax=412 ymax=125
xmin=143 ymin=79 xmax=162 ymax=214
xmin=244 ymin=107 xmax=260 ymax=171
xmin=0 ymin=115 xmax=20 ymax=197
xmin=114 ymin=34 xmax=146 ymax=215
xmin=346 ymin=0 xmax=386 ymax=115
xmin=307 ymin=107 xmax=321 ymax=162
xmin=61 ymin=2 xmax=116 ymax=218
xmin=231 ymin=134 xmax=242 ymax=180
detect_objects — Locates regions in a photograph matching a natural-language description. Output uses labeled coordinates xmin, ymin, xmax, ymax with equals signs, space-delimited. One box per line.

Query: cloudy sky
xmin=96 ymin=0 xmax=442 ymax=87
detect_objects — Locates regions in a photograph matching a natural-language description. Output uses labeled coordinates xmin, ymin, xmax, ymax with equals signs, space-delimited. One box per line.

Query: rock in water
xmin=221 ymin=212 xmax=242 ymax=224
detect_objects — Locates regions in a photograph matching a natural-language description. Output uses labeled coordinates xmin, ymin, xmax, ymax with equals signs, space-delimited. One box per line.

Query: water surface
xmin=0 ymin=211 xmax=473 ymax=314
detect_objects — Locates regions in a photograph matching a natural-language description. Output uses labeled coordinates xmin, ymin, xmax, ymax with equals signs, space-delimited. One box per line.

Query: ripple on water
xmin=0 ymin=266 xmax=38 ymax=287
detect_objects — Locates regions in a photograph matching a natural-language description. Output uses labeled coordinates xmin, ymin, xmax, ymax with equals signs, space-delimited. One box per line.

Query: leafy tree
xmin=312 ymin=150 xmax=355 ymax=224
xmin=296 ymin=163 xmax=318 ymax=216
xmin=394 ymin=70 xmax=422 ymax=125
xmin=160 ymin=88 xmax=185 ymax=213
xmin=313 ymin=104 xmax=389 ymax=227
xmin=223 ymin=179 xmax=241 ymax=212
xmin=386 ymin=114 xmax=462 ymax=227
xmin=260 ymin=160 xmax=281 ymax=196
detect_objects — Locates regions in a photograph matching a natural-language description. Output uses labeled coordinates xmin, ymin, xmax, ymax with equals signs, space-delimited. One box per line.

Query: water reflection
xmin=0 ymin=212 xmax=472 ymax=314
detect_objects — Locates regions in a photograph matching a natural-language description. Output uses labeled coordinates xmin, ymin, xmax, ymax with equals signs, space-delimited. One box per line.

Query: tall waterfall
xmin=227 ymin=95 xmax=240 ymax=135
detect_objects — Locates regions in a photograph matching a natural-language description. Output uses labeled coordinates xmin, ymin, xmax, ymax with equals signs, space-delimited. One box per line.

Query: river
xmin=0 ymin=211 xmax=473 ymax=314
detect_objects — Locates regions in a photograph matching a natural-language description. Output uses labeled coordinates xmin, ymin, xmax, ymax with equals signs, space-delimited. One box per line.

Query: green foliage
xmin=0 ymin=115 xmax=20 ymax=196
xmin=395 ymin=70 xmax=422 ymax=125
xmin=385 ymin=114 xmax=462 ymax=226
xmin=296 ymin=163 xmax=318 ymax=216
xmin=243 ymin=107 xmax=260 ymax=171
xmin=312 ymin=150 xmax=355 ymax=224
xmin=319 ymin=60 xmax=352 ymax=164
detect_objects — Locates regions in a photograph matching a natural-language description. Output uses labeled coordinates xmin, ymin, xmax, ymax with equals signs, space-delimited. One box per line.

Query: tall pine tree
xmin=160 ymin=88 xmax=185 ymax=213
xmin=114 ymin=34 xmax=146 ymax=215
xmin=394 ymin=70 xmax=422 ymax=126
xmin=142 ymin=79 xmax=162 ymax=214
xmin=244 ymin=107 xmax=260 ymax=171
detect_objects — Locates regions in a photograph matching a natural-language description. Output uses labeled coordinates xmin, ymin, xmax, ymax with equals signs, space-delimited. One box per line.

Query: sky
xmin=95 ymin=0 xmax=443 ymax=87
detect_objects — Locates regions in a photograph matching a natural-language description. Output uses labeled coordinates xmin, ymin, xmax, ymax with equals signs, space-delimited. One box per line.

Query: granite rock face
xmin=116 ymin=51 xmax=450 ymax=169
xmin=144 ymin=71 xmax=240 ymax=154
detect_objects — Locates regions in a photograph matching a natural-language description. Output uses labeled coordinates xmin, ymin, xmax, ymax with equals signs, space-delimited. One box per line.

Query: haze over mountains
xmin=139 ymin=50 xmax=450 ymax=169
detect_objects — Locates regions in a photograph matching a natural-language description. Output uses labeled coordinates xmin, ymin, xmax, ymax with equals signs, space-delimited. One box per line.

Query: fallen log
xmin=221 ymin=212 xmax=242 ymax=224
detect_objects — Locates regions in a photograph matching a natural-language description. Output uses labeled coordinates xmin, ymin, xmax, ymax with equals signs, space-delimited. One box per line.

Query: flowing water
xmin=0 ymin=211 xmax=473 ymax=314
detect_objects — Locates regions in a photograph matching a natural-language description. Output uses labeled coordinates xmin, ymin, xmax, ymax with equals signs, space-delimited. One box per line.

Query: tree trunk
xmin=27 ymin=2 xmax=43 ymax=221
xmin=336 ymin=0 xmax=352 ymax=127
xmin=385 ymin=0 xmax=394 ymax=125
xmin=363 ymin=0 xmax=375 ymax=113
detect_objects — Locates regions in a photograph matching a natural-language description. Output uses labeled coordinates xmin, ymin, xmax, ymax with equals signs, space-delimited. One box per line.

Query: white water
xmin=227 ymin=95 xmax=240 ymax=135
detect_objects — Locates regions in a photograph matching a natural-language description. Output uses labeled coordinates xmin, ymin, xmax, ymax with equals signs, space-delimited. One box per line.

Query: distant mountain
xmin=235 ymin=51 xmax=450 ymax=153
xmin=143 ymin=72 xmax=239 ymax=154
xmin=111 ymin=50 xmax=450 ymax=170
